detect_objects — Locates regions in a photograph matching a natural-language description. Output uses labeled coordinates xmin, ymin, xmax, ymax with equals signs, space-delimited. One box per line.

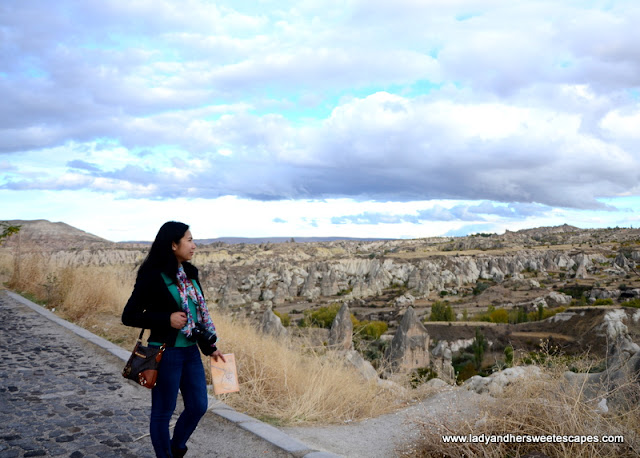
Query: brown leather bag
xmin=122 ymin=329 xmax=165 ymax=389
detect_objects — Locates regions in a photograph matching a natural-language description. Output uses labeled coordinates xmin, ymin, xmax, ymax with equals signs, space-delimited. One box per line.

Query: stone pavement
xmin=0 ymin=290 xmax=339 ymax=458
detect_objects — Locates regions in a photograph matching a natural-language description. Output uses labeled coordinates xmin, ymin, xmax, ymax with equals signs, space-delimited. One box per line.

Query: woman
xmin=122 ymin=221 xmax=225 ymax=458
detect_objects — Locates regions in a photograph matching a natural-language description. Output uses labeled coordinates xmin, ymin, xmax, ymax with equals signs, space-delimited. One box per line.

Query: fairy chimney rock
xmin=386 ymin=306 xmax=430 ymax=372
xmin=574 ymin=253 xmax=589 ymax=279
xmin=329 ymin=303 xmax=353 ymax=350
xmin=260 ymin=306 xmax=288 ymax=339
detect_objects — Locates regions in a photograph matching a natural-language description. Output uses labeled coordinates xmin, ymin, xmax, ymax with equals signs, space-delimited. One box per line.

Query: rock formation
xmin=260 ymin=306 xmax=288 ymax=339
xmin=431 ymin=341 xmax=456 ymax=384
xmin=564 ymin=308 xmax=640 ymax=411
xmin=385 ymin=307 xmax=430 ymax=372
xmin=329 ymin=303 xmax=353 ymax=350
xmin=464 ymin=366 xmax=543 ymax=395
xmin=342 ymin=349 xmax=379 ymax=382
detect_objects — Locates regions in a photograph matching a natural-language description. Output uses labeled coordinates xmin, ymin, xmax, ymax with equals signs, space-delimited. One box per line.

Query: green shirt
xmin=150 ymin=273 xmax=204 ymax=348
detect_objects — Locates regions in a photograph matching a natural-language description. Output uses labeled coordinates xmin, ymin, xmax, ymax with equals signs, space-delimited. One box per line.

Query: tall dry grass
xmin=2 ymin=250 xmax=406 ymax=425
xmin=213 ymin=313 xmax=402 ymax=425
xmin=4 ymin=252 xmax=139 ymax=343
xmin=408 ymin=361 xmax=640 ymax=457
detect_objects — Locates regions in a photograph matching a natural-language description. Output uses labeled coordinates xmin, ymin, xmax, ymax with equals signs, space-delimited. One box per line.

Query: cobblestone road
xmin=0 ymin=291 xmax=297 ymax=458
xmin=0 ymin=290 xmax=158 ymax=457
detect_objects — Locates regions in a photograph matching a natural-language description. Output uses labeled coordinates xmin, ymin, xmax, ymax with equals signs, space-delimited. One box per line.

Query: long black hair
xmin=138 ymin=221 xmax=194 ymax=281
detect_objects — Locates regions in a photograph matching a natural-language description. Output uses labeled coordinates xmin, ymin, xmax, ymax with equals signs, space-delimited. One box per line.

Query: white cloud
xmin=2 ymin=0 xmax=640 ymax=239
xmin=600 ymin=107 xmax=640 ymax=140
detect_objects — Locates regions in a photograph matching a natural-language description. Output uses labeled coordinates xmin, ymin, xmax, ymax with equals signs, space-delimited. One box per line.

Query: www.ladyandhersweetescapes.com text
xmin=442 ymin=433 xmax=625 ymax=445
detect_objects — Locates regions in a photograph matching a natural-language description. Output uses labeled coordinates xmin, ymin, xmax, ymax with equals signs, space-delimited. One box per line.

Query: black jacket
xmin=122 ymin=263 xmax=203 ymax=347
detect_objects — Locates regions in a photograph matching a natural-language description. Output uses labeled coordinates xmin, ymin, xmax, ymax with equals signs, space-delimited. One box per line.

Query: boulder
xmin=546 ymin=291 xmax=573 ymax=306
xmin=342 ymin=349 xmax=379 ymax=381
xmin=464 ymin=366 xmax=543 ymax=396
xmin=394 ymin=293 xmax=415 ymax=307
xmin=614 ymin=252 xmax=629 ymax=269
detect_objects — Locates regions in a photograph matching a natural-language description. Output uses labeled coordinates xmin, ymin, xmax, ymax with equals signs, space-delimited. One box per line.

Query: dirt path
xmin=283 ymin=387 xmax=493 ymax=457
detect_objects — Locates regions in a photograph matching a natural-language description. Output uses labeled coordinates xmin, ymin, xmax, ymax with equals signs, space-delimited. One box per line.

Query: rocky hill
xmin=2 ymin=219 xmax=113 ymax=252
xmin=3 ymin=219 xmax=640 ymax=399
xmin=4 ymin=219 xmax=640 ymax=359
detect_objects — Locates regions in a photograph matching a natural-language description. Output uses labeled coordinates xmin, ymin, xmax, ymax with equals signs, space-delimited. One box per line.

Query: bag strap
xmin=137 ymin=329 xmax=145 ymax=342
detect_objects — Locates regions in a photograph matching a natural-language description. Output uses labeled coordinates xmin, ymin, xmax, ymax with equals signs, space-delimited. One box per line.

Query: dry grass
xmin=408 ymin=362 xmax=640 ymax=457
xmin=1 ymin=251 xmax=406 ymax=426
xmin=212 ymin=313 xmax=403 ymax=425
xmin=5 ymin=253 xmax=134 ymax=320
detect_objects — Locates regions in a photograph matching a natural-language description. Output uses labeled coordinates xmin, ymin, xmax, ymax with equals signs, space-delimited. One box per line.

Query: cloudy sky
xmin=2 ymin=0 xmax=640 ymax=242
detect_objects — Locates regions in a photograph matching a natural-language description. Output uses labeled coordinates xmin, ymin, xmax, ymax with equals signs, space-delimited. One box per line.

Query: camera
xmin=188 ymin=322 xmax=217 ymax=355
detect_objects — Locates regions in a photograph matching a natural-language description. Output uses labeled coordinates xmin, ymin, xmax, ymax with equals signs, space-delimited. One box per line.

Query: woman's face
xmin=172 ymin=229 xmax=196 ymax=264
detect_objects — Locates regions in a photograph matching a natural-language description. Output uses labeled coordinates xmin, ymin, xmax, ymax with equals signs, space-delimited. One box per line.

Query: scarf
xmin=176 ymin=266 xmax=217 ymax=340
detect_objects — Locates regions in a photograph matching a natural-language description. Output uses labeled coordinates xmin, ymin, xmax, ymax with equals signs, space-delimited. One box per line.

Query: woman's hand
xmin=211 ymin=350 xmax=226 ymax=363
xmin=170 ymin=312 xmax=187 ymax=329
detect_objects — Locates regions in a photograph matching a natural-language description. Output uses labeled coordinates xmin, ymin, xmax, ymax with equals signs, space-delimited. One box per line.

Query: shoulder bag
xmin=122 ymin=329 xmax=166 ymax=389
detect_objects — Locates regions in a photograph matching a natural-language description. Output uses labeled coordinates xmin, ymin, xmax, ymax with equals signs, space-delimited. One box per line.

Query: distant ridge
xmin=509 ymin=223 xmax=581 ymax=235
xmin=6 ymin=219 xmax=636 ymax=250
xmin=120 ymin=236 xmax=393 ymax=245
xmin=2 ymin=219 xmax=111 ymax=251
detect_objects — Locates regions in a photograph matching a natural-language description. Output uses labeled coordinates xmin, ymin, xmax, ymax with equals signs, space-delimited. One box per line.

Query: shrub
xmin=593 ymin=298 xmax=613 ymax=306
xmin=472 ymin=281 xmax=491 ymax=296
xmin=621 ymin=298 xmax=640 ymax=308
xmin=354 ymin=320 xmax=388 ymax=340
xmin=429 ymin=301 xmax=455 ymax=322
xmin=273 ymin=310 xmax=291 ymax=327
xmin=302 ymin=303 xmax=341 ymax=328
xmin=559 ymin=284 xmax=592 ymax=299
xmin=526 ymin=306 xmax=566 ymax=322
xmin=336 ymin=287 xmax=353 ymax=296
xmin=509 ymin=306 xmax=528 ymax=324
xmin=456 ymin=361 xmax=477 ymax=383
xmin=410 ymin=367 xmax=438 ymax=388
xmin=489 ymin=308 xmax=508 ymax=323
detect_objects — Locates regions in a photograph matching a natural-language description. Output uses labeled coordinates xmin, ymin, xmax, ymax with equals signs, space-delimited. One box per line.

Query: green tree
xmin=516 ymin=306 xmax=528 ymax=324
xmin=471 ymin=328 xmax=487 ymax=370
xmin=0 ymin=222 xmax=20 ymax=245
xmin=489 ymin=308 xmax=508 ymax=323
xmin=429 ymin=301 xmax=455 ymax=322
xmin=504 ymin=345 xmax=514 ymax=368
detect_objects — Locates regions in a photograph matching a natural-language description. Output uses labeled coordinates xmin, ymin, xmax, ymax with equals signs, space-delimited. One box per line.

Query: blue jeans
xmin=150 ymin=345 xmax=208 ymax=457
